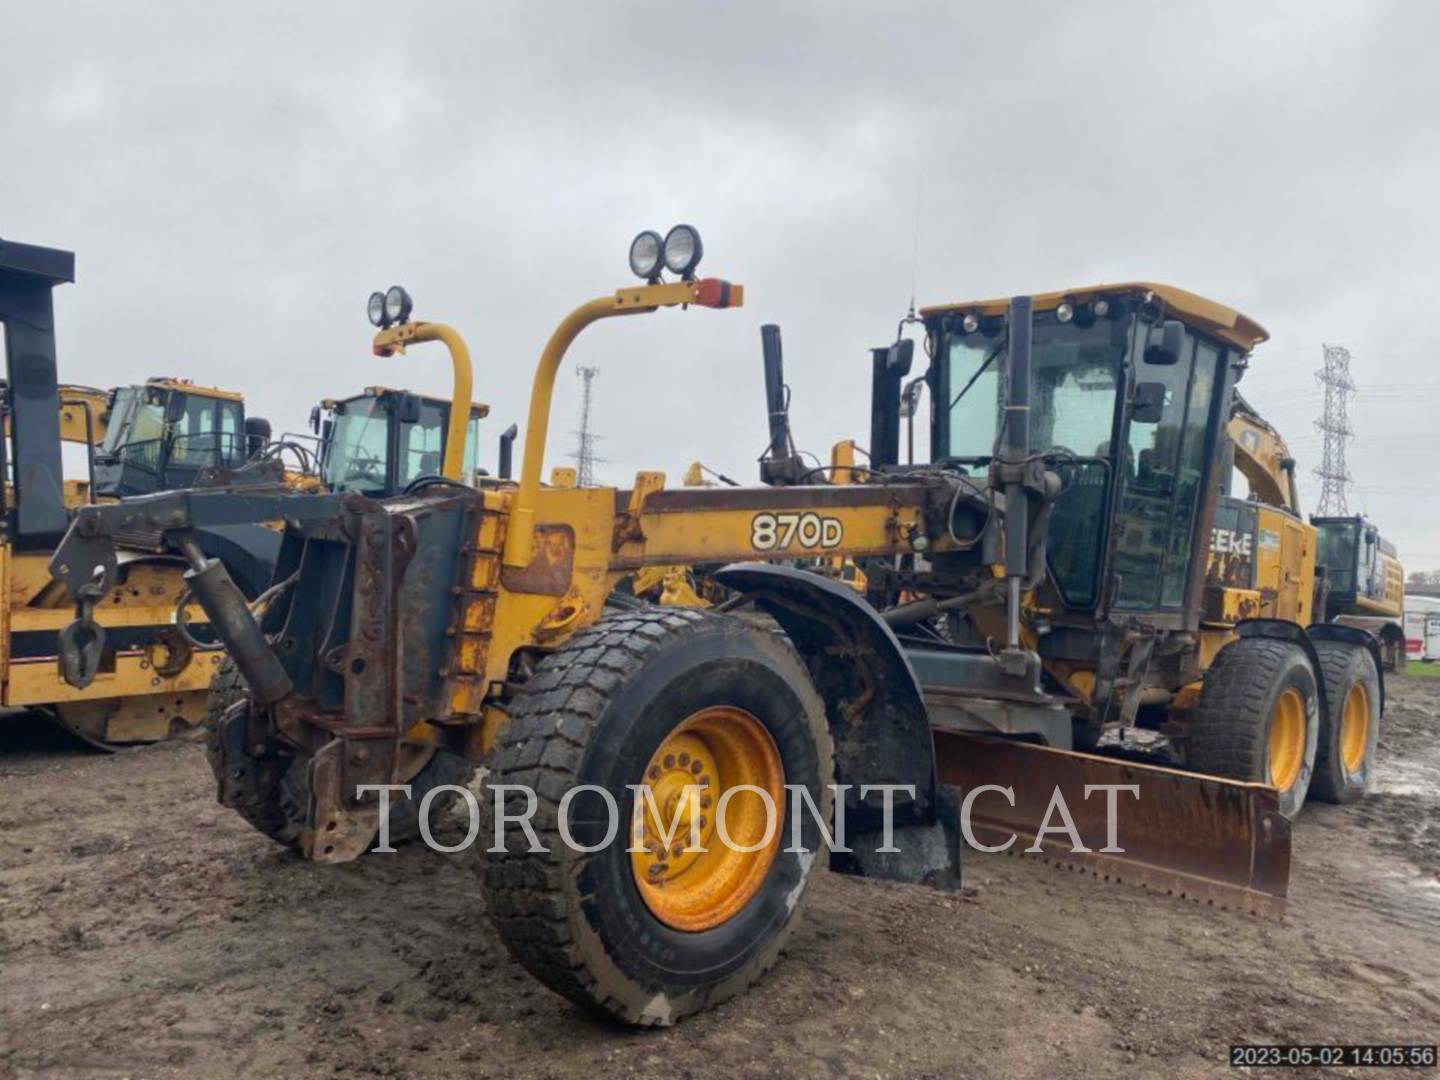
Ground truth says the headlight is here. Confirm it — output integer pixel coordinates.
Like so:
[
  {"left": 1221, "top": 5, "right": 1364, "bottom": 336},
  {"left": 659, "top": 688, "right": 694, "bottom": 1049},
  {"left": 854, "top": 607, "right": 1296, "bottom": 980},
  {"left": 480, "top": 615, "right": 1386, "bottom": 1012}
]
[
  {"left": 1056, "top": 301, "right": 1074, "bottom": 323},
  {"left": 367, "top": 291, "right": 387, "bottom": 327},
  {"left": 662, "top": 224, "right": 704, "bottom": 277},
  {"left": 629, "top": 230, "right": 664, "bottom": 280},
  {"left": 961, "top": 312, "right": 980, "bottom": 333},
  {"left": 384, "top": 285, "right": 413, "bottom": 325}
]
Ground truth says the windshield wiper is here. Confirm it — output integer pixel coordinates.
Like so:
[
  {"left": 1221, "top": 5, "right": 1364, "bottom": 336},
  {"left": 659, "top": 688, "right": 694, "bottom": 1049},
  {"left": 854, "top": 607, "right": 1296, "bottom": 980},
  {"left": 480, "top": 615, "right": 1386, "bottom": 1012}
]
[{"left": 947, "top": 338, "right": 1007, "bottom": 413}]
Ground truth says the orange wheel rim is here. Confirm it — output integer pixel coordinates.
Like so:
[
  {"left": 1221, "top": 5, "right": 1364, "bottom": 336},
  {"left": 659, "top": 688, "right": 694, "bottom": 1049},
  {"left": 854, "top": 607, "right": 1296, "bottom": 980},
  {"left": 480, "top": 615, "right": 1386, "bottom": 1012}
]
[
  {"left": 630, "top": 706, "right": 784, "bottom": 932},
  {"left": 1340, "top": 682, "right": 1370, "bottom": 774},
  {"left": 1267, "top": 687, "right": 1305, "bottom": 792}
]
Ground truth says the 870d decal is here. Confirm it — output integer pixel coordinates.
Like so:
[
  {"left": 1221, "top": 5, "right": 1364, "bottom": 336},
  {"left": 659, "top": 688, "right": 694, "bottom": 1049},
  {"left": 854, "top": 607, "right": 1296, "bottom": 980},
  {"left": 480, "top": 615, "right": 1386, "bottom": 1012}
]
[{"left": 750, "top": 512, "right": 844, "bottom": 551}]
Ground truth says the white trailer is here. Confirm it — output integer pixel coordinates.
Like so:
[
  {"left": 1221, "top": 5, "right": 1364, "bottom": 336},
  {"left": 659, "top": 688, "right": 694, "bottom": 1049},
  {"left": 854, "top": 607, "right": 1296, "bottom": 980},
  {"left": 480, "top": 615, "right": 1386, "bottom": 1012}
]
[{"left": 1403, "top": 594, "right": 1440, "bottom": 662}]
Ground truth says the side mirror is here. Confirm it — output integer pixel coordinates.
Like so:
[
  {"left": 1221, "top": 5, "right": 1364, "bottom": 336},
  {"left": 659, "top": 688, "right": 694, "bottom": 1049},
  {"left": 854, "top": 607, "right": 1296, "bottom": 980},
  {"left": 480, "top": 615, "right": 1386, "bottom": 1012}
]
[
  {"left": 1144, "top": 320, "right": 1186, "bottom": 366},
  {"left": 309, "top": 405, "right": 321, "bottom": 434},
  {"left": 244, "top": 416, "right": 272, "bottom": 458},
  {"left": 887, "top": 338, "right": 915, "bottom": 376},
  {"left": 395, "top": 392, "right": 422, "bottom": 425},
  {"left": 1132, "top": 381, "right": 1167, "bottom": 423}
]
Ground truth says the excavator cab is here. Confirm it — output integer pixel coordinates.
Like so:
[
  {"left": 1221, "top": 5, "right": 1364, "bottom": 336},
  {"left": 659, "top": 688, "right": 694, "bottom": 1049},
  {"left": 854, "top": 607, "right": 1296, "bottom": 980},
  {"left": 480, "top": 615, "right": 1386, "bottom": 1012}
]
[
  {"left": 92, "top": 379, "right": 270, "bottom": 497},
  {"left": 310, "top": 387, "right": 487, "bottom": 496}
]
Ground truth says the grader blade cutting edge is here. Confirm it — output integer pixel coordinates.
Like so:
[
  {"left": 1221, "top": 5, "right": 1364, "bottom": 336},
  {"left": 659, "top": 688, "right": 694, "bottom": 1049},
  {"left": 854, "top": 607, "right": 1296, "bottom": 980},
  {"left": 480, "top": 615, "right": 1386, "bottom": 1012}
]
[{"left": 933, "top": 731, "right": 1292, "bottom": 917}]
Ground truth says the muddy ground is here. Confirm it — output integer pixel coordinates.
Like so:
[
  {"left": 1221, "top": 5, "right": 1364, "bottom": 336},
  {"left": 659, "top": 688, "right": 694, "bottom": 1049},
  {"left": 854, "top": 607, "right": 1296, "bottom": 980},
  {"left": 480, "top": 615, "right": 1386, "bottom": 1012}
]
[{"left": 1, "top": 678, "right": 1437, "bottom": 1080}]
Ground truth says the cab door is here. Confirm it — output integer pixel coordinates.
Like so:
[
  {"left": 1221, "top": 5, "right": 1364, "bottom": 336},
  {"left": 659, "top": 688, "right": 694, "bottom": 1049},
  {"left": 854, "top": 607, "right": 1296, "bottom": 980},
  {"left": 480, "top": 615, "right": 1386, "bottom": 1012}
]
[{"left": 1110, "top": 327, "right": 1222, "bottom": 613}]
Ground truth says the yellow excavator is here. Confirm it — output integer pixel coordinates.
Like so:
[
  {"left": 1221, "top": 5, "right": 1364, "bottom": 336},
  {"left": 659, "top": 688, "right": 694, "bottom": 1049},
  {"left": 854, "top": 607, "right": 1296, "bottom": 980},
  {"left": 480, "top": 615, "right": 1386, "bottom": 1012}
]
[
  {"left": 48, "top": 233, "right": 1386, "bottom": 1026},
  {"left": 1224, "top": 396, "right": 1405, "bottom": 670}
]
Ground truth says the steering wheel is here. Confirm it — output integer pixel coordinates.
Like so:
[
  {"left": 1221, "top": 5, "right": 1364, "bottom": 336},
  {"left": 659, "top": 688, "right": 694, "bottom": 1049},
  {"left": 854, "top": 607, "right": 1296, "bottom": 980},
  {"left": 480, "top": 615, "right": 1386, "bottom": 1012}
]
[{"left": 343, "top": 449, "right": 385, "bottom": 484}]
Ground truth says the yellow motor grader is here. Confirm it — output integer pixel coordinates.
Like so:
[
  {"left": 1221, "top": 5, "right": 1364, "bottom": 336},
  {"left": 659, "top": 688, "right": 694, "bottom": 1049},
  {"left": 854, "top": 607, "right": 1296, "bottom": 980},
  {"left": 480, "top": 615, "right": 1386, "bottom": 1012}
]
[{"left": 48, "top": 229, "right": 1383, "bottom": 1026}]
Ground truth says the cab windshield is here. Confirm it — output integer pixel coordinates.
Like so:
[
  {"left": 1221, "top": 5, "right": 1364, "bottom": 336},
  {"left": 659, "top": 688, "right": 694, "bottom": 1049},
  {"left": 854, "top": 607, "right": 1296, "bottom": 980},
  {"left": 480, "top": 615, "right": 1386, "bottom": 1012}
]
[
  {"left": 937, "top": 312, "right": 1128, "bottom": 462},
  {"left": 324, "top": 396, "right": 390, "bottom": 494},
  {"left": 324, "top": 395, "right": 482, "bottom": 495},
  {"left": 100, "top": 386, "right": 165, "bottom": 454}
]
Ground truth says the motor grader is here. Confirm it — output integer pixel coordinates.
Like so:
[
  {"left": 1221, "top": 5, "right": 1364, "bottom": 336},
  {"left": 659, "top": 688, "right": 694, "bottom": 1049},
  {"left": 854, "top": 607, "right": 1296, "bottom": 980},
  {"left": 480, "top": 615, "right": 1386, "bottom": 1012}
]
[{"left": 48, "top": 229, "right": 1383, "bottom": 1026}]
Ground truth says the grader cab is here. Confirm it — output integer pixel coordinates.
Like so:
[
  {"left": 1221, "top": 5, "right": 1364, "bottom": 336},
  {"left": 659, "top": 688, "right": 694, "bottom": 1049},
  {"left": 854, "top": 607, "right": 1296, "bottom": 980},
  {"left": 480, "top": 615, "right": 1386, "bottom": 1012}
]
[
  {"left": 90, "top": 379, "right": 272, "bottom": 498},
  {"left": 48, "top": 230, "right": 1384, "bottom": 1025}
]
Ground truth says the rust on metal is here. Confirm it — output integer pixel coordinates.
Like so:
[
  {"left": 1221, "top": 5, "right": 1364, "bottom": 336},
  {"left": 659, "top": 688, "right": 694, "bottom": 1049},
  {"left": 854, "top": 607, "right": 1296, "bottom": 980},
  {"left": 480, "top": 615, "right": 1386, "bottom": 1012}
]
[
  {"left": 933, "top": 730, "right": 1291, "bottom": 917},
  {"left": 499, "top": 524, "right": 575, "bottom": 596}
]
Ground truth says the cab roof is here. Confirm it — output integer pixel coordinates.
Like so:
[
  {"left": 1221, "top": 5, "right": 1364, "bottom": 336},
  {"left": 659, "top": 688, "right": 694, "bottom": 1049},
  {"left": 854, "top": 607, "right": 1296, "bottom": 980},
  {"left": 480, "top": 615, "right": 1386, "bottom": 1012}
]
[
  {"left": 322, "top": 386, "right": 489, "bottom": 418},
  {"left": 144, "top": 377, "right": 244, "bottom": 403},
  {"left": 921, "top": 282, "right": 1269, "bottom": 353}
]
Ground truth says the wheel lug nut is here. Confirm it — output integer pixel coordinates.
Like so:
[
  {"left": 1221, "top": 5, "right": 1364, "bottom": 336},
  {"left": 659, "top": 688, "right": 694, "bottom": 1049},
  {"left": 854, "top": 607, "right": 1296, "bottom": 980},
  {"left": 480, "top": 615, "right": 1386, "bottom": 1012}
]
[
  {"left": 700, "top": 795, "right": 712, "bottom": 809},
  {"left": 671, "top": 843, "right": 683, "bottom": 858},
  {"left": 664, "top": 754, "right": 676, "bottom": 769},
  {"left": 678, "top": 752, "right": 690, "bottom": 766},
  {"left": 690, "top": 760, "right": 703, "bottom": 774},
  {"left": 648, "top": 765, "right": 660, "bottom": 780}
]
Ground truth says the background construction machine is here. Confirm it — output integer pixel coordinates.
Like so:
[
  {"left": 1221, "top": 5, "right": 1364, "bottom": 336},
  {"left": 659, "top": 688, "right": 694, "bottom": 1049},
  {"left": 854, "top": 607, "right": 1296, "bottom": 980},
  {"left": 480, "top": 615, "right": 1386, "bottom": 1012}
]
[
  {"left": 0, "top": 238, "right": 284, "bottom": 745},
  {"left": 46, "top": 232, "right": 1383, "bottom": 1026},
  {"left": 88, "top": 377, "right": 273, "bottom": 498},
  {"left": 1222, "top": 397, "right": 1405, "bottom": 672},
  {"left": 1313, "top": 514, "right": 1405, "bottom": 669},
  {"left": 303, "top": 385, "right": 488, "bottom": 495}
]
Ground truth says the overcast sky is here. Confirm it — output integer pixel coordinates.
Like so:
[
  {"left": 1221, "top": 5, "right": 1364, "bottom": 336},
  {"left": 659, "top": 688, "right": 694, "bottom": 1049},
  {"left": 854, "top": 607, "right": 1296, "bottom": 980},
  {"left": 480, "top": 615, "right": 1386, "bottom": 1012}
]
[{"left": 5, "top": 2, "right": 1440, "bottom": 565}]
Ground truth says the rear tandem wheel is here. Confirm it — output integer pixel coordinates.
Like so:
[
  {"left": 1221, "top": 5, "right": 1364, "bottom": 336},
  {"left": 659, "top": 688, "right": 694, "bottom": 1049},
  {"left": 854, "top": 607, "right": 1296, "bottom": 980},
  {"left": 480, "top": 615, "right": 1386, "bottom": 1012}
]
[{"left": 1188, "top": 637, "right": 1319, "bottom": 819}]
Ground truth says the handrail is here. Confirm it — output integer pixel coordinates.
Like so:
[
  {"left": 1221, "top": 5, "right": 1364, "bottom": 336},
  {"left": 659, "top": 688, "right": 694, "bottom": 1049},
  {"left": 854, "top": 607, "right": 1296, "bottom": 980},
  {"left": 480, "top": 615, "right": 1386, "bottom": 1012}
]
[
  {"left": 501, "top": 278, "right": 742, "bottom": 568},
  {"left": 370, "top": 321, "right": 473, "bottom": 482}
]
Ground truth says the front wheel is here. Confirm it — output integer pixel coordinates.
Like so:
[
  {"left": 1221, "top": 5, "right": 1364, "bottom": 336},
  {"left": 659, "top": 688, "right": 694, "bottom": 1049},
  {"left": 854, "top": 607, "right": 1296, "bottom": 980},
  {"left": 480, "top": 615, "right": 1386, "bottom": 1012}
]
[{"left": 481, "top": 607, "right": 833, "bottom": 1026}]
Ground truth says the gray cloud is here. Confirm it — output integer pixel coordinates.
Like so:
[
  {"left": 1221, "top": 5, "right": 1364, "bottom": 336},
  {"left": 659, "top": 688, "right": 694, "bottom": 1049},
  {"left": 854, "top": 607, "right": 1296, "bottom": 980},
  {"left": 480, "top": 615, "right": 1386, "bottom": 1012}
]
[{"left": 4, "top": 1, "right": 1438, "bottom": 561}]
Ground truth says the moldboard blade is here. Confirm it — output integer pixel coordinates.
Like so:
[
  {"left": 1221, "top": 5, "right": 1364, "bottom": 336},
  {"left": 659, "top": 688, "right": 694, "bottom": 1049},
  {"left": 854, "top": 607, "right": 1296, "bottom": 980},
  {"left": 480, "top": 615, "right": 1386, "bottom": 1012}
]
[{"left": 933, "top": 731, "right": 1291, "bottom": 917}]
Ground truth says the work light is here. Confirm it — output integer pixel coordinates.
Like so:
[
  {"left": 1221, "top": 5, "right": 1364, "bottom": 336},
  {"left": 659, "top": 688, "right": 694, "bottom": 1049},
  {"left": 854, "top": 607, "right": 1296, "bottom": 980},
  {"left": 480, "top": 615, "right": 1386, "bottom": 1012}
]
[
  {"left": 961, "top": 313, "right": 980, "bottom": 334},
  {"left": 384, "top": 285, "right": 413, "bottom": 326},
  {"left": 367, "top": 291, "right": 387, "bottom": 327},
  {"left": 629, "top": 230, "right": 664, "bottom": 281},
  {"left": 1093, "top": 298, "right": 1111, "bottom": 318},
  {"left": 662, "top": 224, "right": 703, "bottom": 278},
  {"left": 1056, "top": 301, "right": 1074, "bottom": 323}
]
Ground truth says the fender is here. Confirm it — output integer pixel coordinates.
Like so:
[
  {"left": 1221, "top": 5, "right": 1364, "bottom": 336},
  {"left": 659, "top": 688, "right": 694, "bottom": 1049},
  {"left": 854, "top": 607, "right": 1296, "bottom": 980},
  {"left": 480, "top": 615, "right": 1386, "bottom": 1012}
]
[
  {"left": 713, "top": 563, "right": 940, "bottom": 845},
  {"left": 1307, "top": 621, "right": 1387, "bottom": 713},
  {"left": 1236, "top": 618, "right": 1386, "bottom": 719}
]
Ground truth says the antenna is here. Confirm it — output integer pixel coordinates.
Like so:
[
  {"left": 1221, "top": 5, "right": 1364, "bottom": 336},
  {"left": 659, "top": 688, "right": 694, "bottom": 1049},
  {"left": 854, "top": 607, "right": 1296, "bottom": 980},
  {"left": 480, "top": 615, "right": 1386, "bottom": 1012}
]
[
  {"left": 908, "top": 174, "right": 922, "bottom": 321},
  {"left": 570, "top": 364, "right": 605, "bottom": 486},
  {"left": 1313, "top": 343, "right": 1355, "bottom": 515}
]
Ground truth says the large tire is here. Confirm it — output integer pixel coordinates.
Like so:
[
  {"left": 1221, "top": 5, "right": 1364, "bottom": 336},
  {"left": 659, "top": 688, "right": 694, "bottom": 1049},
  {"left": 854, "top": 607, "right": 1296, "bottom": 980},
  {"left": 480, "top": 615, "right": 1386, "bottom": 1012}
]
[
  {"left": 481, "top": 607, "right": 833, "bottom": 1027},
  {"left": 1310, "top": 641, "right": 1381, "bottom": 804},
  {"left": 202, "top": 658, "right": 472, "bottom": 850},
  {"left": 1189, "top": 637, "right": 1319, "bottom": 819}
]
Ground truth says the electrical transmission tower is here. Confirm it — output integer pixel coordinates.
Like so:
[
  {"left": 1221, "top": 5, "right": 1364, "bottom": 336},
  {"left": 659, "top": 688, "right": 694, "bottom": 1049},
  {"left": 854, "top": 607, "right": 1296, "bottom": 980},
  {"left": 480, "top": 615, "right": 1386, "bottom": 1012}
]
[
  {"left": 570, "top": 364, "right": 604, "bottom": 487},
  {"left": 1313, "top": 343, "right": 1355, "bottom": 515}
]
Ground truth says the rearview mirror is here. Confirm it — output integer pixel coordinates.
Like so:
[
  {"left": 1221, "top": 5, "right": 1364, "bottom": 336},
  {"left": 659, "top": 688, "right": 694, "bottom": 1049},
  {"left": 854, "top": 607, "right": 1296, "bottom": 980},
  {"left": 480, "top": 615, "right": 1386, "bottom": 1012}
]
[
  {"left": 1132, "top": 381, "right": 1167, "bottom": 423},
  {"left": 887, "top": 338, "right": 915, "bottom": 376},
  {"left": 308, "top": 405, "right": 321, "bottom": 433},
  {"left": 1144, "top": 320, "right": 1186, "bottom": 366}
]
